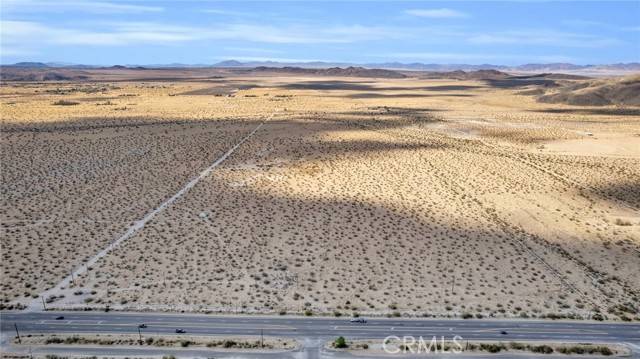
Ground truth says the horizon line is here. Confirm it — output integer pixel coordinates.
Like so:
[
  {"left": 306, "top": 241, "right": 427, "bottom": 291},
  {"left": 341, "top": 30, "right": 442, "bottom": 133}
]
[{"left": 3, "top": 59, "right": 640, "bottom": 68}]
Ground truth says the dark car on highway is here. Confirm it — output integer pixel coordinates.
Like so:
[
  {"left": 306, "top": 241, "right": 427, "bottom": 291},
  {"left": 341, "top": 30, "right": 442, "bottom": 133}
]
[
  {"left": 55, "top": 316, "right": 64, "bottom": 320},
  {"left": 175, "top": 329, "right": 186, "bottom": 334}
]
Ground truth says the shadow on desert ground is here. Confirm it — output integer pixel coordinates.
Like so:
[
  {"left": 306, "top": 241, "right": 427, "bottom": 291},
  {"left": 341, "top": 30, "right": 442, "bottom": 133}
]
[{"left": 529, "top": 108, "right": 640, "bottom": 116}]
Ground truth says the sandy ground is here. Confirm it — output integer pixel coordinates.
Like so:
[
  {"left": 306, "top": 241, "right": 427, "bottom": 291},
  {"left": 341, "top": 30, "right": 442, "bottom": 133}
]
[
  {"left": 13, "top": 333, "right": 297, "bottom": 350},
  {"left": 540, "top": 135, "right": 640, "bottom": 158},
  {"left": 331, "top": 338, "right": 630, "bottom": 357},
  {"left": 1, "top": 73, "right": 639, "bottom": 319}
]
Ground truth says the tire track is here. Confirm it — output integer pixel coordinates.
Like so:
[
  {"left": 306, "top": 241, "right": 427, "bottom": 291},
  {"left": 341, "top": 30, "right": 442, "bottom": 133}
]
[{"left": 25, "top": 116, "right": 272, "bottom": 311}]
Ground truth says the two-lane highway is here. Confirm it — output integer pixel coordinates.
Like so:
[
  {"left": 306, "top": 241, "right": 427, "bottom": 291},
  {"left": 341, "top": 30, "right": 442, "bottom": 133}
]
[{"left": 2, "top": 311, "right": 639, "bottom": 358}]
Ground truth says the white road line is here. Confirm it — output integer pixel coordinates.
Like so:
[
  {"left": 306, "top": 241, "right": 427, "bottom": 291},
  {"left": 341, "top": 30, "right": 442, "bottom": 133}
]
[{"left": 27, "top": 119, "right": 269, "bottom": 311}]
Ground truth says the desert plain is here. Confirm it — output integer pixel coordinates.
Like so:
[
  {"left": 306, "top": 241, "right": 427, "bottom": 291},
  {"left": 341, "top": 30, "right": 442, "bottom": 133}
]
[{"left": 1, "top": 67, "right": 639, "bottom": 320}]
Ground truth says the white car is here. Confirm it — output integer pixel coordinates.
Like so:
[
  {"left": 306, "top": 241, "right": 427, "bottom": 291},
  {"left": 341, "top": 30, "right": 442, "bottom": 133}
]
[{"left": 349, "top": 317, "right": 367, "bottom": 323}]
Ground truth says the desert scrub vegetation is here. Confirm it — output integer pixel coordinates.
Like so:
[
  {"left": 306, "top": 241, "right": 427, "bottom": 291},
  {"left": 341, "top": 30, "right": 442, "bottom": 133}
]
[
  {"left": 0, "top": 110, "right": 260, "bottom": 302},
  {"left": 0, "top": 303, "right": 26, "bottom": 310},
  {"left": 24, "top": 334, "right": 294, "bottom": 350},
  {"left": 470, "top": 342, "right": 617, "bottom": 356},
  {"left": 615, "top": 218, "right": 632, "bottom": 226},
  {"left": 2, "top": 76, "right": 639, "bottom": 317},
  {"left": 206, "top": 338, "right": 293, "bottom": 349},
  {"left": 557, "top": 345, "right": 613, "bottom": 356},
  {"left": 607, "top": 302, "right": 639, "bottom": 321},
  {"left": 346, "top": 337, "right": 623, "bottom": 355},
  {"left": 52, "top": 100, "right": 79, "bottom": 106},
  {"left": 333, "top": 336, "right": 348, "bottom": 349}
]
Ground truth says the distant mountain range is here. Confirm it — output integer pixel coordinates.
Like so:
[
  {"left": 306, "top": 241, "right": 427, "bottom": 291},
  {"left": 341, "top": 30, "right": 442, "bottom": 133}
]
[
  {"left": 4, "top": 60, "right": 640, "bottom": 73},
  {"left": 212, "top": 61, "right": 640, "bottom": 72}
]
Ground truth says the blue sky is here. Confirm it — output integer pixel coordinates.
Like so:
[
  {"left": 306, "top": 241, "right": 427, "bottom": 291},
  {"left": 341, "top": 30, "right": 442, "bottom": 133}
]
[{"left": 1, "top": 1, "right": 639, "bottom": 65}]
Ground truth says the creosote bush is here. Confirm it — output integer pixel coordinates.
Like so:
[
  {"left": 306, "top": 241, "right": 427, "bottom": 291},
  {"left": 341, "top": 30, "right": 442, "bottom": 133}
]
[
  {"left": 334, "top": 336, "right": 348, "bottom": 349},
  {"left": 52, "top": 100, "right": 80, "bottom": 106}
]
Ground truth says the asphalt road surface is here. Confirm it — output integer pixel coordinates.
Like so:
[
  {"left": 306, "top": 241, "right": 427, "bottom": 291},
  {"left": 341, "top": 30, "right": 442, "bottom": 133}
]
[{"left": 2, "top": 311, "right": 639, "bottom": 358}]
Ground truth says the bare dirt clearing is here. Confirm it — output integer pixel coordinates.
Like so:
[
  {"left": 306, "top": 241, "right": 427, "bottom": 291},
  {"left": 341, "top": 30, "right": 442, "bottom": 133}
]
[{"left": 1, "top": 70, "right": 638, "bottom": 320}]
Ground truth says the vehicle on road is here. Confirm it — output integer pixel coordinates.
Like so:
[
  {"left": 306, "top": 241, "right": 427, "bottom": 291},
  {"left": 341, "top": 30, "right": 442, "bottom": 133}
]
[
  {"left": 500, "top": 330, "right": 508, "bottom": 335},
  {"left": 175, "top": 329, "right": 186, "bottom": 333},
  {"left": 55, "top": 316, "right": 64, "bottom": 320},
  {"left": 138, "top": 324, "right": 147, "bottom": 328},
  {"left": 349, "top": 317, "right": 367, "bottom": 323}
]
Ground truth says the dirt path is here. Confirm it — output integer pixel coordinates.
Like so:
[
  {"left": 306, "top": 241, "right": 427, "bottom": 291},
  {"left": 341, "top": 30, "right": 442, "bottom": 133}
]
[{"left": 26, "top": 117, "right": 271, "bottom": 311}]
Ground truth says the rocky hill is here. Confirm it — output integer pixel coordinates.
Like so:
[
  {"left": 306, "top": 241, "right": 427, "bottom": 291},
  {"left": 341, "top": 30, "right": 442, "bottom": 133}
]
[{"left": 537, "top": 75, "right": 640, "bottom": 106}]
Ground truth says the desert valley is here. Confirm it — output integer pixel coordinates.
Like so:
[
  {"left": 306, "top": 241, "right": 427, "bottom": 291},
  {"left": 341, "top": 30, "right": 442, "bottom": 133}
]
[{"left": 1, "top": 66, "right": 639, "bottom": 322}]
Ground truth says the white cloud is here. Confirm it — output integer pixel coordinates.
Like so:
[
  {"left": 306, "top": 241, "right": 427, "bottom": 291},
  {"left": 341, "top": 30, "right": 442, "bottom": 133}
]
[
  {"left": 0, "top": 17, "right": 624, "bottom": 64},
  {"left": 0, "top": 20, "right": 413, "bottom": 49},
  {"left": 217, "top": 56, "right": 326, "bottom": 63},
  {"left": 468, "top": 30, "right": 622, "bottom": 48},
  {"left": 0, "top": 47, "right": 37, "bottom": 57},
  {"left": 1, "top": 19, "right": 622, "bottom": 52},
  {"left": 1, "top": 0, "right": 163, "bottom": 13},
  {"left": 1, "top": 21, "right": 195, "bottom": 46},
  {"left": 406, "top": 8, "right": 469, "bottom": 19},
  {"left": 373, "top": 52, "right": 574, "bottom": 63},
  {"left": 381, "top": 52, "right": 502, "bottom": 61},
  {"left": 202, "top": 9, "right": 253, "bottom": 17},
  {"left": 214, "top": 24, "right": 407, "bottom": 44},
  {"left": 222, "top": 47, "right": 283, "bottom": 54}
]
